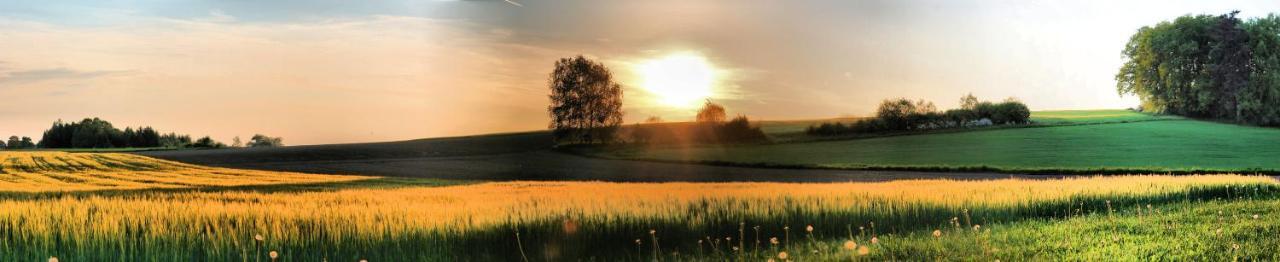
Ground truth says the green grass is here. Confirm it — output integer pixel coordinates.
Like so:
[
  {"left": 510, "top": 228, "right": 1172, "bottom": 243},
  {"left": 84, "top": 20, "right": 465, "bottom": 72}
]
[
  {"left": 1029, "top": 109, "right": 1181, "bottom": 125},
  {"left": 598, "top": 111, "right": 1280, "bottom": 174},
  {"left": 816, "top": 197, "right": 1280, "bottom": 261}
]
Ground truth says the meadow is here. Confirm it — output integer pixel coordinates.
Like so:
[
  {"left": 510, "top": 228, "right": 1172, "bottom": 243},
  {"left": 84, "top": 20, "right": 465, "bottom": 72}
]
[
  {"left": 2, "top": 152, "right": 1278, "bottom": 260},
  {"left": 597, "top": 110, "right": 1280, "bottom": 174}
]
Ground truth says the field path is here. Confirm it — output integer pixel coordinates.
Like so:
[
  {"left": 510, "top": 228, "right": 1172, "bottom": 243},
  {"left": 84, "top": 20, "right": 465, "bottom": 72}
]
[{"left": 138, "top": 132, "right": 1044, "bottom": 182}]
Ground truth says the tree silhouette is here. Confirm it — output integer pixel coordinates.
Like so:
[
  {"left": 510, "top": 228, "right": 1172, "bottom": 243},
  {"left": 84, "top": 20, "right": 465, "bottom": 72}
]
[
  {"left": 547, "top": 55, "right": 624, "bottom": 144},
  {"left": 695, "top": 100, "right": 726, "bottom": 124}
]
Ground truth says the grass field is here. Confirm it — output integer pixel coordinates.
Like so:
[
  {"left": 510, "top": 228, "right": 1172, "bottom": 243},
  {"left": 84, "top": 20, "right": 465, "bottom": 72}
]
[
  {"left": 597, "top": 110, "right": 1280, "bottom": 174},
  {"left": 3, "top": 151, "right": 1280, "bottom": 260}
]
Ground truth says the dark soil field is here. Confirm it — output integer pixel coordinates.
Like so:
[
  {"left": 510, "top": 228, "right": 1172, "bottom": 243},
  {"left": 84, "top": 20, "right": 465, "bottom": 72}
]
[{"left": 138, "top": 132, "right": 1036, "bottom": 182}]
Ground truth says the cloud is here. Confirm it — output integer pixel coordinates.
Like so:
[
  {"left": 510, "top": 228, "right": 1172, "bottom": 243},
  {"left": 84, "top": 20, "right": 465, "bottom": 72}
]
[{"left": 0, "top": 68, "right": 129, "bottom": 85}]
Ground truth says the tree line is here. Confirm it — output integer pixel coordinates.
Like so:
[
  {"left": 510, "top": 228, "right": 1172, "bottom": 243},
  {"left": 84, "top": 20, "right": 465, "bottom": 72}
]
[
  {"left": 1117, "top": 11, "right": 1280, "bottom": 125},
  {"left": 807, "top": 94, "right": 1030, "bottom": 136},
  {"left": 27, "top": 117, "right": 283, "bottom": 149}
]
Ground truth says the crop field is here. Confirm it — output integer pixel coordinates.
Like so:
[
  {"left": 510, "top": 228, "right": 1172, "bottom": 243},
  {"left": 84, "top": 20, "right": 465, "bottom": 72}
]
[
  {"left": 0, "top": 152, "right": 369, "bottom": 192},
  {"left": 598, "top": 111, "right": 1280, "bottom": 174},
  {"left": 0, "top": 151, "right": 1277, "bottom": 260}
]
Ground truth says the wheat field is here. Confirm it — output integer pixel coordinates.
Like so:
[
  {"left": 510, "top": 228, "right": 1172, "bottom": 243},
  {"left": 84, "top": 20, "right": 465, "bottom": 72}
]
[{"left": 0, "top": 151, "right": 1276, "bottom": 260}]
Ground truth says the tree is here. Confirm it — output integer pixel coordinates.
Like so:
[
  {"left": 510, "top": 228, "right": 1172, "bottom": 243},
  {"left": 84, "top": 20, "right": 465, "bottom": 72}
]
[
  {"left": 191, "top": 136, "right": 225, "bottom": 148},
  {"left": 231, "top": 136, "right": 243, "bottom": 148},
  {"left": 959, "top": 93, "right": 980, "bottom": 110},
  {"left": 248, "top": 134, "right": 283, "bottom": 147},
  {"left": 547, "top": 55, "right": 624, "bottom": 144},
  {"left": 1239, "top": 15, "right": 1280, "bottom": 125},
  {"left": 19, "top": 137, "right": 34, "bottom": 149},
  {"left": 695, "top": 100, "right": 727, "bottom": 124},
  {"left": 1208, "top": 10, "right": 1251, "bottom": 120},
  {"left": 5, "top": 136, "right": 18, "bottom": 149}
]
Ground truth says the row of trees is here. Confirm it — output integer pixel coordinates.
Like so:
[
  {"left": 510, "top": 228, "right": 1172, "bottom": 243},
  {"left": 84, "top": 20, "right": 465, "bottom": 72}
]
[
  {"left": 39, "top": 118, "right": 167, "bottom": 148},
  {"left": 807, "top": 94, "right": 1030, "bottom": 136},
  {"left": 2, "top": 136, "right": 36, "bottom": 149},
  {"left": 34, "top": 117, "right": 282, "bottom": 149},
  {"left": 1117, "top": 11, "right": 1280, "bottom": 125}
]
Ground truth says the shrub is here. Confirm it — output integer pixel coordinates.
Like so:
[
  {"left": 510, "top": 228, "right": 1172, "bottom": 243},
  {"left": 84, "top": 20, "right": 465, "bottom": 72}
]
[{"left": 715, "top": 116, "right": 768, "bottom": 143}]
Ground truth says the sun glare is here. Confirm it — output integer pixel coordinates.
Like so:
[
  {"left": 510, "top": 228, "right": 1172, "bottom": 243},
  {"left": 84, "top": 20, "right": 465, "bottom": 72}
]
[{"left": 637, "top": 52, "right": 718, "bottom": 108}]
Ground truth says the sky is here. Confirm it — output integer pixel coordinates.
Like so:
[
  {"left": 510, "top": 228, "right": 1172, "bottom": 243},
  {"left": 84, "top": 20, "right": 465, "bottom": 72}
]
[{"left": 1, "top": 0, "right": 1278, "bottom": 145}]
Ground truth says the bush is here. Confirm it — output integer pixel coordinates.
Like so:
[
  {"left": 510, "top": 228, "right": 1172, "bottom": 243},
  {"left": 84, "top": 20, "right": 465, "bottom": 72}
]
[{"left": 715, "top": 116, "right": 768, "bottom": 143}]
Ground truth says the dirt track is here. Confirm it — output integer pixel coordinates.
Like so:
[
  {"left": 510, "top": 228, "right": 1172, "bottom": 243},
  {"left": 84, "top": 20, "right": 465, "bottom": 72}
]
[{"left": 139, "top": 132, "right": 1048, "bottom": 182}]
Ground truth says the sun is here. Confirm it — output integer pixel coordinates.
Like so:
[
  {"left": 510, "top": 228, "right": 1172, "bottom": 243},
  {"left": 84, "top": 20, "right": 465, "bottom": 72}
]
[{"left": 636, "top": 52, "right": 718, "bottom": 108}]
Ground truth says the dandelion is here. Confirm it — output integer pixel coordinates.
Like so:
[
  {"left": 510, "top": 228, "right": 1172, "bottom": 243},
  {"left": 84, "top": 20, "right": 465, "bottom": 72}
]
[
  {"left": 360, "top": 260, "right": 368, "bottom": 262},
  {"left": 649, "top": 229, "right": 656, "bottom": 235},
  {"left": 871, "top": 237, "right": 879, "bottom": 244},
  {"left": 1233, "top": 243, "right": 1240, "bottom": 250},
  {"left": 932, "top": 229, "right": 942, "bottom": 238},
  {"left": 857, "top": 246, "right": 870, "bottom": 255},
  {"left": 806, "top": 225, "right": 814, "bottom": 233},
  {"left": 843, "top": 240, "right": 857, "bottom": 250},
  {"left": 48, "top": 257, "right": 58, "bottom": 262},
  {"left": 973, "top": 224, "right": 981, "bottom": 231},
  {"left": 269, "top": 251, "right": 278, "bottom": 261},
  {"left": 1253, "top": 214, "right": 1260, "bottom": 219},
  {"left": 770, "top": 237, "right": 779, "bottom": 245},
  {"left": 255, "top": 234, "right": 264, "bottom": 241},
  {"left": 778, "top": 251, "right": 789, "bottom": 259},
  {"left": 768, "top": 259, "right": 776, "bottom": 262}
]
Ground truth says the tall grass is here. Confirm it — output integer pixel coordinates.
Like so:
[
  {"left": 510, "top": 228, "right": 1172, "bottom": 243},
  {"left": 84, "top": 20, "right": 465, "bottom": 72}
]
[{"left": 0, "top": 153, "right": 1272, "bottom": 260}]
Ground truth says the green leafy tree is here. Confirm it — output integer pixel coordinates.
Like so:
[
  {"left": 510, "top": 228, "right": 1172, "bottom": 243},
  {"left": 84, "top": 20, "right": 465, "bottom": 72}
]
[
  {"left": 248, "top": 134, "right": 284, "bottom": 147},
  {"left": 547, "top": 55, "right": 624, "bottom": 144}
]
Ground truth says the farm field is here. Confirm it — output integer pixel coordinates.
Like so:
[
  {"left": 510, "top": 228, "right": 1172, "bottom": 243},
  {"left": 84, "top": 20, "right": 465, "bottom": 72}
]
[
  {"left": 139, "top": 132, "right": 1038, "bottom": 182},
  {"left": 2, "top": 150, "right": 1280, "bottom": 259},
  {"left": 1, "top": 151, "right": 1278, "bottom": 260},
  {"left": 596, "top": 111, "right": 1280, "bottom": 174}
]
